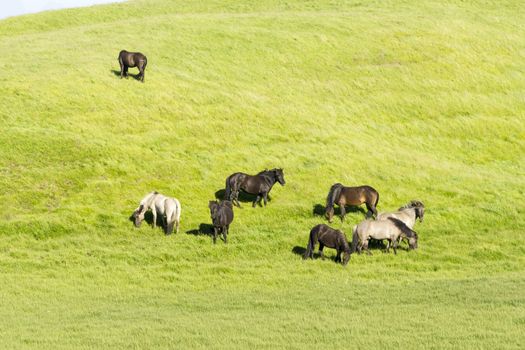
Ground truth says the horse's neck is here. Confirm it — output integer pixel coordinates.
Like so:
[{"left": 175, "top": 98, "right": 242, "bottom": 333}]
[
  {"left": 142, "top": 193, "right": 158, "bottom": 209},
  {"left": 262, "top": 174, "right": 276, "bottom": 186}
]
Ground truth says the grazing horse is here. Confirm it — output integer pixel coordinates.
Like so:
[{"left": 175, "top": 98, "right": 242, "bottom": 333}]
[
  {"left": 224, "top": 168, "right": 285, "bottom": 207},
  {"left": 133, "top": 191, "right": 181, "bottom": 234},
  {"left": 303, "top": 224, "right": 353, "bottom": 265},
  {"left": 209, "top": 200, "right": 234, "bottom": 244},
  {"left": 325, "top": 183, "right": 379, "bottom": 222},
  {"left": 352, "top": 217, "right": 418, "bottom": 255},
  {"left": 118, "top": 50, "right": 147, "bottom": 82},
  {"left": 377, "top": 200, "right": 425, "bottom": 245}
]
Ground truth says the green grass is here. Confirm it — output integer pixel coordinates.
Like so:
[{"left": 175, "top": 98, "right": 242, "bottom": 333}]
[{"left": 0, "top": 0, "right": 524, "bottom": 348}]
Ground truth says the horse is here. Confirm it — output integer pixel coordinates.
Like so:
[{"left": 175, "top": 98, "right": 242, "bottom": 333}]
[
  {"left": 351, "top": 217, "right": 418, "bottom": 255},
  {"left": 377, "top": 200, "right": 425, "bottom": 245},
  {"left": 118, "top": 50, "right": 147, "bottom": 82},
  {"left": 325, "top": 183, "right": 379, "bottom": 222},
  {"left": 209, "top": 200, "right": 234, "bottom": 244},
  {"left": 224, "top": 168, "right": 285, "bottom": 207},
  {"left": 303, "top": 224, "right": 353, "bottom": 265},
  {"left": 132, "top": 191, "right": 181, "bottom": 234}
]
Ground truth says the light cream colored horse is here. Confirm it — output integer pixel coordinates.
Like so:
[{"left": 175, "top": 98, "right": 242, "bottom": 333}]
[
  {"left": 133, "top": 191, "right": 181, "bottom": 234},
  {"left": 351, "top": 217, "right": 418, "bottom": 255},
  {"left": 377, "top": 200, "right": 424, "bottom": 244}
]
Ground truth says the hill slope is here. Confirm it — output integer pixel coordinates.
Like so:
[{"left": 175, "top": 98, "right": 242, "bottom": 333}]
[{"left": 0, "top": 0, "right": 524, "bottom": 348}]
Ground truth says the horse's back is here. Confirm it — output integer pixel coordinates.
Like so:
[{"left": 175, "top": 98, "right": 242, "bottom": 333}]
[{"left": 357, "top": 219, "right": 397, "bottom": 240}]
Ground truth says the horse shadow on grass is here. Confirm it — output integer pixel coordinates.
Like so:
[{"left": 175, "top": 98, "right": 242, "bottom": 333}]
[
  {"left": 128, "top": 211, "right": 163, "bottom": 227},
  {"left": 292, "top": 246, "right": 345, "bottom": 262},
  {"left": 111, "top": 69, "right": 142, "bottom": 81},
  {"left": 312, "top": 203, "right": 366, "bottom": 218},
  {"left": 186, "top": 223, "right": 214, "bottom": 236},
  {"left": 214, "top": 189, "right": 271, "bottom": 207}
]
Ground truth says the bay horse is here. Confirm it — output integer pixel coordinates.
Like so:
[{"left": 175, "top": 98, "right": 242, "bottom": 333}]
[
  {"left": 224, "top": 168, "right": 285, "bottom": 207},
  {"left": 133, "top": 191, "right": 181, "bottom": 234},
  {"left": 303, "top": 224, "right": 353, "bottom": 265},
  {"left": 118, "top": 50, "right": 147, "bottom": 82},
  {"left": 208, "top": 200, "right": 234, "bottom": 244},
  {"left": 325, "top": 183, "right": 379, "bottom": 222},
  {"left": 351, "top": 217, "right": 418, "bottom": 255}
]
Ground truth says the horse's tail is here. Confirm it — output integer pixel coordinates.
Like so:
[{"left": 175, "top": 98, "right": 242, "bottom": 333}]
[
  {"left": 351, "top": 225, "right": 359, "bottom": 253},
  {"left": 374, "top": 189, "right": 380, "bottom": 208},
  {"left": 303, "top": 226, "right": 318, "bottom": 260},
  {"left": 326, "top": 183, "right": 343, "bottom": 213}
]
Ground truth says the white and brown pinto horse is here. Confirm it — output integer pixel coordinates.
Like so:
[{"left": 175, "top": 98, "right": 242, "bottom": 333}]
[{"left": 133, "top": 191, "right": 181, "bottom": 234}]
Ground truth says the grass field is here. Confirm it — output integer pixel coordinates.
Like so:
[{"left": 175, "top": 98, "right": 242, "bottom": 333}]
[{"left": 1, "top": 0, "right": 524, "bottom": 348}]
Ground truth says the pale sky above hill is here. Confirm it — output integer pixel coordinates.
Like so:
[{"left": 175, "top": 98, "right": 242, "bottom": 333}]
[{"left": 0, "top": 0, "right": 126, "bottom": 20}]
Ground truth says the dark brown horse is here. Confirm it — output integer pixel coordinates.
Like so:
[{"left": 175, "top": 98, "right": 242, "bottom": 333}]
[
  {"left": 325, "top": 183, "right": 379, "bottom": 222},
  {"left": 118, "top": 50, "right": 147, "bottom": 82},
  {"left": 208, "top": 200, "right": 234, "bottom": 244},
  {"left": 224, "top": 168, "right": 285, "bottom": 207},
  {"left": 303, "top": 224, "right": 353, "bottom": 265}
]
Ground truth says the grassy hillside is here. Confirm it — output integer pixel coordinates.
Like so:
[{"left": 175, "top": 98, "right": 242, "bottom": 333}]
[{"left": 0, "top": 0, "right": 524, "bottom": 348}]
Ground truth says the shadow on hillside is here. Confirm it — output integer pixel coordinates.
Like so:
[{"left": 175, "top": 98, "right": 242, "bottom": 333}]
[
  {"left": 312, "top": 203, "right": 366, "bottom": 218},
  {"left": 214, "top": 189, "right": 226, "bottom": 200},
  {"left": 111, "top": 69, "right": 142, "bottom": 81},
  {"left": 214, "top": 189, "right": 271, "bottom": 207},
  {"left": 186, "top": 223, "right": 214, "bottom": 236},
  {"left": 292, "top": 245, "right": 344, "bottom": 262},
  {"left": 128, "top": 211, "right": 164, "bottom": 229}
]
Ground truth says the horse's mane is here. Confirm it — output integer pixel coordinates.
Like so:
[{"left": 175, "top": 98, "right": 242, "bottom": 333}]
[
  {"left": 388, "top": 217, "right": 416, "bottom": 237},
  {"left": 398, "top": 200, "right": 424, "bottom": 211}
]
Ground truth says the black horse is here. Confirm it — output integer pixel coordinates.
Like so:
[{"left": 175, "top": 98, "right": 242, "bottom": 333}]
[
  {"left": 224, "top": 168, "right": 285, "bottom": 207},
  {"left": 208, "top": 200, "right": 234, "bottom": 244},
  {"left": 118, "top": 50, "right": 147, "bottom": 82},
  {"left": 303, "top": 224, "right": 354, "bottom": 265},
  {"left": 325, "top": 183, "right": 380, "bottom": 222}
]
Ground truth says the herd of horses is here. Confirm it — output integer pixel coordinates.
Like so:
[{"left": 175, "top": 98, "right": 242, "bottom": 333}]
[
  {"left": 120, "top": 49, "right": 424, "bottom": 265},
  {"left": 131, "top": 167, "right": 424, "bottom": 266}
]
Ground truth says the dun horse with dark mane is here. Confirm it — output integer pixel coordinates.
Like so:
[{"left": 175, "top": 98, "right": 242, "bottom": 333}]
[{"left": 325, "top": 183, "right": 379, "bottom": 222}]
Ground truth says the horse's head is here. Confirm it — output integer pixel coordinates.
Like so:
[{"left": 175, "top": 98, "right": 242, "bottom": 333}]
[
  {"left": 208, "top": 200, "right": 219, "bottom": 218},
  {"left": 274, "top": 168, "right": 285, "bottom": 186},
  {"left": 325, "top": 207, "right": 334, "bottom": 223},
  {"left": 410, "top": 200, "right": 425, "bottom": 223},
  {"left": 133, "top": 205, "right": 145, "bottom": 227},
  {"left": 415, "top": 206, "right": 425, "bottom": 223},
  {"left": 408, "top": 232, "right": 418, "bottom": 250}
]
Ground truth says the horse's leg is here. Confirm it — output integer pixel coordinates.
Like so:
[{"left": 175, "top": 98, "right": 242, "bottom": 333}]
[
  {"left": 385, "top": 239, "right": 390, "bottom": 253},
  {"left": 335, "top": 250, "right": 341, "bottom": 263},
  {"left": 340, "top": 205, "right": 346, "bottom": 222},
  {"left": 366, "top": 202, "right": 378, "bottom": 218},
  {"left": 152, "top": 209, "right": 157, "bottom": 229},
  {"left": 364, "top": 240, "right": 372, "bottom": 255},
  {"left": 223, "top": 225, "right": 228, "bottom": 244},
  {"left": 124, "top": 65, "right": 129, "bottom": 78},
  {"left": 392, "top": 239, "right": 398, "bottom": 255},
  {"left": 119, "top": 58, "right": 125, "bottom": 78},
  {"left": 319, "top": 243, "right": 325, "bottom": 260},
  {"left": 253, "top": 195, "right": 260, "bottom": 208},
  {"left": 176, "top": 219, "right": 180, "bottom": 234},
  {"left": 213, "top": 227, "right": 218, "bottom": 244},
  {"left": 263, "top": 192, "right": 268, "bottom": 206}
]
